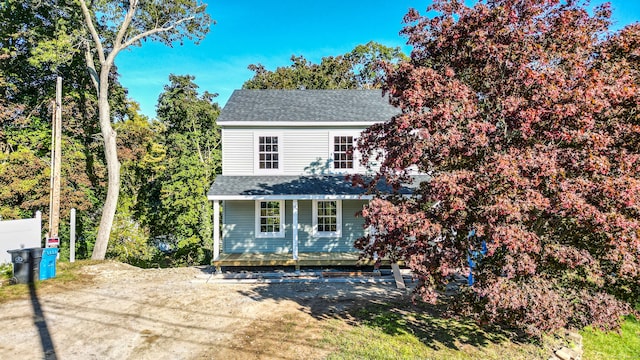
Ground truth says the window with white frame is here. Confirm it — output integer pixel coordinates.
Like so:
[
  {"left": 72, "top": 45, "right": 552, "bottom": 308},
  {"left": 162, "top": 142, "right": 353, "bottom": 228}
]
[
  {"left": 255, "top": 200, "right": 285, "bottom": 238},
  {"left": 312, "top": 200, "right": 342, "bottom": 237},
  {"left": 258, "top": 135, "right": 280, "bottom": 170},
  {"left": 333, "top": 135, "right": 354, "bottom": 169}
]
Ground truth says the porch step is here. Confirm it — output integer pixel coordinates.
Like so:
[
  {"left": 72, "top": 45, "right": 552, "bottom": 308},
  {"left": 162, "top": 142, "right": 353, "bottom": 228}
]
[
  {"left": 211, "top": 271, "right": 319, "bottom": 280},
  {"left": 192, "top": 269, "right": 413, "bottom": 285},
  {"left": 321, "top": 271, "right": 383, "bottom": 278},
  {"left": 205, "top": 277, "right": 398, "bottom": 284},
  {"left": 212, "top": 252, "right": 405, "bottom": 267}
]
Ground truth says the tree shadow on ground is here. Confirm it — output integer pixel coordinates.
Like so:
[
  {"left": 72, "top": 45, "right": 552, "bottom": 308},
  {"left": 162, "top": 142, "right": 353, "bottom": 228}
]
[
  {"left": 226, "top": 266, "right": 518, "bottom": 352},
  {"left": 344, "top": 299, "right": 517, "bottom": 351}
]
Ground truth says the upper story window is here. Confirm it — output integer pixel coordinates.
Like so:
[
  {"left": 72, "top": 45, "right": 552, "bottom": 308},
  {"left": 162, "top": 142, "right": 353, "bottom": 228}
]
[
  {"left": 331, "top": 134, "right": 357, "bottom": 171},
  {"left": 312, "top": 200, "right": 342, "bottom": 238},
  {"left": 333, "top": 136, "right": 353, "bottom": 169},
  {"left": 259, "top": 136, "right": 279, "bottom": 169},
  {"left": 254, "top": 133, "right": 283, "bottom": 174},
  {"left": 255, "top": 200, "right": 285, "bottom": 238}
]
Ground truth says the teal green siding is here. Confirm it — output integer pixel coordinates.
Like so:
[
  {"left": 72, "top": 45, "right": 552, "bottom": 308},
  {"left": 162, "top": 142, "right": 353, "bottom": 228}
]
[
  {"left": 221, "top": 199, "right": 367, "bottom": 254},
  {"left": 342, "top": 200, "right": 368, "bottom": 249},
  {"left": 222, "top": 200, "right": 291, "bottom": 254},
  {"left": 298, "top": 200, "right": 366, "bottom": 252}
]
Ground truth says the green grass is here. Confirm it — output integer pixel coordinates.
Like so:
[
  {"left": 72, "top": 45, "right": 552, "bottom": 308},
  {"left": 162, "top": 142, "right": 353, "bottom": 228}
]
[
  {"left": 0, "top": 260, "right": 99, "bottom": 303},
  {"left": 0, "top": 263, "right": 12, "bottom": 281},
  {"left": 322, "top": 301, "right": 552, "bottom": 360},
  {"left": 581, "top": 316, "right": 640, "bottom": 360},
  {"left": 322, "top": 300, "right": 640, "bottom": 360}
]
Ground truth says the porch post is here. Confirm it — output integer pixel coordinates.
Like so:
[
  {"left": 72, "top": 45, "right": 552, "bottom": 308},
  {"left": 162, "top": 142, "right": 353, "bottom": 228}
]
[
  {"left": 213, "top": 200, "right": 220, "bottom": 261},
  {"left": 292, "top": 199, "right": 299, "bottom": 260}
]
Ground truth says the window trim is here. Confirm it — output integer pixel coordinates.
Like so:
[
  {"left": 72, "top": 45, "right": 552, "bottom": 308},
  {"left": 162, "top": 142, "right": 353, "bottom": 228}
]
[
  {"left": 329, "top": 132, "right": 359, "bottom": 173},
  {"left": 312, "top": 200, "right": 342, "bottom": 238},
  {"left": 254, "top": 133, "right": 284, "bottom": 174},
  {"left": 255, "top": 200, "right": 286, "bottom": 238}
]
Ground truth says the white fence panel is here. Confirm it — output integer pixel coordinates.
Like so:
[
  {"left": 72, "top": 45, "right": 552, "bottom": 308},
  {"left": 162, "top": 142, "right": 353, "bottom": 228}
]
[{"left": 0, "top": 212, "right": 42, "bottom": 264}]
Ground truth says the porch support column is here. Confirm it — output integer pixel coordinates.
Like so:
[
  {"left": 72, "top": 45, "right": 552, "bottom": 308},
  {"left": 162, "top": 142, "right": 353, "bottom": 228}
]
[
  {"left": 292, "top": 199, "right": 299, "bottom": 260},
  {"left": 213, "top": 200, "right": 220, "bottom": 261}
]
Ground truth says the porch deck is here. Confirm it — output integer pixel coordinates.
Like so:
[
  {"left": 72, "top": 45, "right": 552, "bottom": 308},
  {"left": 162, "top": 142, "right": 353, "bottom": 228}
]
[{"left": 213, "top": 252, "right": 390, "bottom": 267}]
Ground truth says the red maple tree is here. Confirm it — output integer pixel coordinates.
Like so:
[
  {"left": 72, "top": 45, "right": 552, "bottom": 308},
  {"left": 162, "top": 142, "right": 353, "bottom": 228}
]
[{"left": 356, "top": 0, "right": 640, "bottom": 336}]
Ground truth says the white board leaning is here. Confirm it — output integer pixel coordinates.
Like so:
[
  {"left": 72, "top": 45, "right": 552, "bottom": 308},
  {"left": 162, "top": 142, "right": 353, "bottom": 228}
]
[{"left": 0, "top": 211, "right": 42, "bottom": 264}]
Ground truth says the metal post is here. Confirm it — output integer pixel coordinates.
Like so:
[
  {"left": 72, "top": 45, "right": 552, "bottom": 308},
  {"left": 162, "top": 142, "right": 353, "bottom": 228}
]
[
  {"left": 70, "top": 208, "right": 76, "bottom": 262},
  {"left": 35, "top": 211, "right": 42, "bottom": 247}
]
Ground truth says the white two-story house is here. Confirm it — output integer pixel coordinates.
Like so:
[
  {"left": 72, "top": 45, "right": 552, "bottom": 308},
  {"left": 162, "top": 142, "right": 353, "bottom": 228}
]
[{"left": 207, "top": 89, "right": 415, "bottom": 267}]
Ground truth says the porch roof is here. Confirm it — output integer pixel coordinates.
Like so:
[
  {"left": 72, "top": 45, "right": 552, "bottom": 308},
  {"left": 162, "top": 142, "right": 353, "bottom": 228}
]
[{"left": 207, "top": 175, "right": 428, "bottom": 200}]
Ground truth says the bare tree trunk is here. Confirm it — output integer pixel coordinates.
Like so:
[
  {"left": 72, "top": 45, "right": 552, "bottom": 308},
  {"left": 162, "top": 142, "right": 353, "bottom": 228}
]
[
  {"left": 77, "top": 0, "right": 207, "bottom": 260},
  {"left": 91, "top": 66, "right": 120, "bottom": 260}
]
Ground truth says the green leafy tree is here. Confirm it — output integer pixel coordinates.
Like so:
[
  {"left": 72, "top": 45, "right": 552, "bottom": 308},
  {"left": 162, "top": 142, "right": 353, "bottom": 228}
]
[
  {"left": 346, "top": 41, "right": 409, "bottom": 88},
  {"left": 76, "top": 0, "right": 212, "bottom": 260},
  {"left": 356, "top": 0, "right": 640, "bottom": 336},
  {"left": 107, "top": 100, "right": 158, "bottom": 265},
  {"left": 130, "top": 74, "right": 221, "bottom": 265},
  {"left": 1, "top": 1, "right": 104, "bottom": 259},
  {"left": 243, "top": 41, "right": 407, "bottom": 89},
  {"left": 243, "top": 55, "right": 355, "bottom": 89},
  {"left": 156, "top": 74, "right": 222, "bottom": 182}
]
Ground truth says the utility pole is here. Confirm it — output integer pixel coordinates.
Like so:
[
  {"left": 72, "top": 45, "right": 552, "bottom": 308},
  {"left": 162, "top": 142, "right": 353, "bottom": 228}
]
[{"left": 48, "top": 76, "right": 62, "bottom": 247}]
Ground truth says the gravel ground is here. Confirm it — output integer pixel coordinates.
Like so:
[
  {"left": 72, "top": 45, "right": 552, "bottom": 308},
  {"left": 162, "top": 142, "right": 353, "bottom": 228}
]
[{"left": 0, "top": 262, "right": 408, "bottom": 359}]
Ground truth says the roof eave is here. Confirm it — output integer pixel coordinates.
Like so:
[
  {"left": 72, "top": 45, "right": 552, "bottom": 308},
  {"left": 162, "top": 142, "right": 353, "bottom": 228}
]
[
  {"left": 217, "top": 120, "right": 382, "bottom": 127},
  {"left": 207, "top": 194, "right": 375, "bottom": 201}
]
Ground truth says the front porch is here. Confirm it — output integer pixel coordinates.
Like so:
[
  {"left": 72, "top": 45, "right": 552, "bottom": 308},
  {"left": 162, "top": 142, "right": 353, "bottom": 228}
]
[
  {"left": 212, "top": 252, "right": 394, "bottom": 267},
  {"left": 207, "top": 175, "right": 425, "bottom": 269}
]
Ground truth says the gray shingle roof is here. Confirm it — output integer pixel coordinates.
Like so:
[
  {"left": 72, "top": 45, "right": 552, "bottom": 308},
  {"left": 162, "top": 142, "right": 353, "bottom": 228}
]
[
  {"left": 207, "top": 175, "right": 429, "bottom": 198},
  {"left": 217, "top": 89, "right": 399, "bottom": 123}
]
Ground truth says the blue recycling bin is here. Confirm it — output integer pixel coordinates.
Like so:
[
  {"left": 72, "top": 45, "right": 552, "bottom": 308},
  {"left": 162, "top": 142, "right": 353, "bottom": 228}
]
[{"left": 40, "top": 248, "right": 59, "bottom": 281}]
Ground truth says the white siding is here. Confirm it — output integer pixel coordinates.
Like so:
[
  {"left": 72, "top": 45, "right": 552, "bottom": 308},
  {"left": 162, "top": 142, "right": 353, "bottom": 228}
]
[
  {"left": 221, "top": 128, "right": 254, "bottom": 175},
  {"left": 221, "top": 126, "right": 374, "bottom": 175},
  {"left": 283, "top": 129, "right": 330, "bottom": 174}
]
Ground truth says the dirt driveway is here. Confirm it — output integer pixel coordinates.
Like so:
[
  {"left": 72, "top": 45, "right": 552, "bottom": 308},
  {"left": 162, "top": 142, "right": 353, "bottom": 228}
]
[{"left": 0, "top": 262, "right": 407, "bottom": 359}]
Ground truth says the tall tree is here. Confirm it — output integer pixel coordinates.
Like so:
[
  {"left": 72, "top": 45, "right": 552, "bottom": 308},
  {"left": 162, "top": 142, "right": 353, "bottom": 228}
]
[
  {"left": 243, "top": 55, "right": 356, "bottom": 90},
  {"left": 156, "top": 74, "right": 221, "bottom": 182},
  {"left": 356, "top": 0, "right": 640, "bottom": 336},
  {"left": 144, "top": 74, "right": 221, "bottom": 265},
  {"left": 76, "top": 0, "right": 211, "bottom": 259},
  {"left": 243, "top": 41, "right": 407, "bottom": 90},
  {"left": 1, "top": 0, "right": 104, "bottom": 255},
  {"left": 346, "top": 41, "right": 408, "bottom": 88},
  {"left": 107, "top": 100, "right": 156, "bottom": 265}
]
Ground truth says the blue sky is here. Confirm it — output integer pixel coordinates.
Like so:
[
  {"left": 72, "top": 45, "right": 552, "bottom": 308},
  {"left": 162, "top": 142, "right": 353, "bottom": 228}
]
[{"left": 116, "top": 0, "right": 640, "bottom": 119}]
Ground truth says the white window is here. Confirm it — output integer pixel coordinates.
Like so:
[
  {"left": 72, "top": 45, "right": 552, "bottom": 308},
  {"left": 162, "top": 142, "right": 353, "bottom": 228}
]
[
  {"left": 330, "top": 133, "right": 358, "bottom": 172},
  {"left": 312, "top": 200, "right": 342, "bottom": 238},
  {"left": 254, "top": 133, "right": 283, "bottom": 173},
  {"left": 255, "top": 200, "right": 285, "bottom": 238},
  {"left": 333, "top": 136, "right": 354, "bottom": 169}
]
